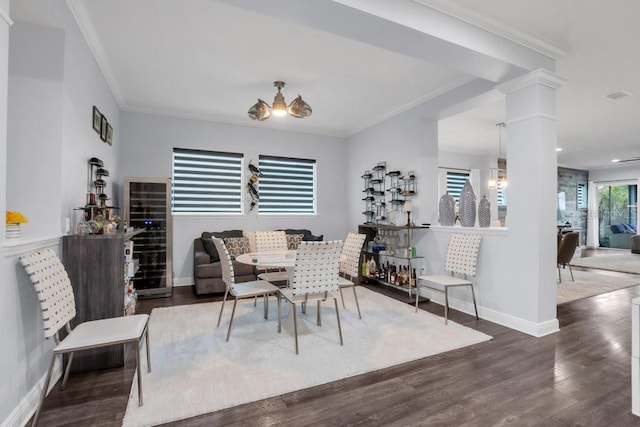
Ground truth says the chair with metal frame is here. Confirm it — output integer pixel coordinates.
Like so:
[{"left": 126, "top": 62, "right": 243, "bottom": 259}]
[
  {"left": 557, "top": 231, "right": 579, "bottom": 283},
  {"left": 277, "top": 240, "right": 344, "bottom": 354},
  {"left": 337, "top": 232, "right": 367, "bottom": 319},
  {"left": 415, "top": 233, "right": 481, "bottom": 324},
  {"left": 19, "top": 249, "right": 151, "bottom": 427},
  {"left": 255, "top": 230, "right": 290, "bottom": 284},
  {"left": 213, "top": 238, "right": 280, "bottom": 341}
]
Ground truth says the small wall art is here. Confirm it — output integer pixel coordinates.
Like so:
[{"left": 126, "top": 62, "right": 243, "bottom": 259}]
[
  {"left": 92, "top": 106, "right": 101, "bottom": 133},
  {"left": 106, "top": 123, "right": 113, "bottom": 146},
  {"left": 100, "top": 114, "right": 108, "bottom": 141}
]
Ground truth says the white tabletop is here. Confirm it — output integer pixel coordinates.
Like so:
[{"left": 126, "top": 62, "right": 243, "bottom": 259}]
[{"left": 235, "top": 250, "right": 297, "bottom": 268}]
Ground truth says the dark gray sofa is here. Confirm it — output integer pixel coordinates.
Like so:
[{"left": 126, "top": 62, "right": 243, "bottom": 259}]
[{"left": 193, "top": 229, "right": 322, "bottom": 295}]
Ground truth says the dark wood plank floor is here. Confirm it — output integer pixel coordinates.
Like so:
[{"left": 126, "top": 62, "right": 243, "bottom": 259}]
[{"left": 34, "top": 272, "right": 640, "bottom": 426}]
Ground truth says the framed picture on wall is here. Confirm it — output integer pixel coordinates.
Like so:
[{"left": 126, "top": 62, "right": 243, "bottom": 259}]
[
  {"left": 100, "top": 115, "right": 108, "bottom": 141},
  {"left": 92, "top": 106, "right": 101, "bottom": 133},
  {"left": 106, "top": 123, "right": 113, "bottom": 146}
]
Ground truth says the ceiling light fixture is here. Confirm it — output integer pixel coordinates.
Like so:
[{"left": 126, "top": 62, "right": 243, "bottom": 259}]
[
  {"left": 248, "top": 81, "right": 312, "bottom": 121},
  {"left": 488, "top": 122, "right": 508, "bottom": 190}
]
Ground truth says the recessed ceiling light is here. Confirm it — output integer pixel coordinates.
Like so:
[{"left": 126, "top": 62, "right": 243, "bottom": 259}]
[
  {"left": 611, "top": 159, "right": 621, "bottom": 163},
  {"left": 556, "top": 147, "right": 562, "bottom": 152},
  {"left": 604, "top": 90, "right": 633, "bottom": 101}
]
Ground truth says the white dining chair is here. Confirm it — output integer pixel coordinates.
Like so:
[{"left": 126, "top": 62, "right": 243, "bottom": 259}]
[
  {"left": 213, "top": 238, "right": 280, "bottom": 341},
  {"left": 277, "top": 240, "right": 343, "bottom": 354},
  {"left": 19, "top": 249, "right": 150, "bottom": 427},
  {"left": 255, "top": 230, "right": 290, "bottom": 284},
  {"left": 415, "top": 233, "right": 481, "bottom": 324},
  {"left": 337, "top": 232, "right": 367, "bottom": 319}
]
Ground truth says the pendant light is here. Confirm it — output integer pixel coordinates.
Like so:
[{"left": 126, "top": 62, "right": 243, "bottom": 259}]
[
  {"left": 248, "top": 81, "right": 312, "bottom": 121},
  {"left": 488, "top": 123, "right": 508, "bottom": 190}
]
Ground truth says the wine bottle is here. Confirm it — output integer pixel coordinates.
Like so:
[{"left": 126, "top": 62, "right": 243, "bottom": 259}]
[{"left": 411, "top": 268, "right": 417, "bottom": 287}]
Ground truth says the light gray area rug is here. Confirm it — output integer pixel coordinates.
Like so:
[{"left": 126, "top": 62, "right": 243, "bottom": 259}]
[
  {"left": 570, "top": 253, "right": 640, "bottom": 274},
  {"left": 557, "top": 268, "right": 640, "bottom": 304},
  {"left": 122, "top": 287, "right": 492, "bottom": 426}
]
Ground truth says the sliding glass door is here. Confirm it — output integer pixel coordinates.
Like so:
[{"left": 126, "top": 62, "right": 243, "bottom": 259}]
[{"left": 597, "top": 182, "right": 638, "bottom": 248}]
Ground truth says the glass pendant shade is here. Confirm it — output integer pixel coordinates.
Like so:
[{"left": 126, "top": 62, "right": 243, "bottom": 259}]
[
  {"left": 287, "top": 95, "right": 312, "bottom": 118},
  {"left": 247, "top": 99, "right": 271, "bottom": 121},
  {"left": 271, "top": 91, "right": 287, "bottom": 117}
]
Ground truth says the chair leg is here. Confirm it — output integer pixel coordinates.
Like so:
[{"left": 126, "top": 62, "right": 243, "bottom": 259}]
[
  {"left": 135, "top": 340, "right": 143, "bottom": 406},
  {"left": 557, "top": 265, "right": 562, "bottom": 283},
  {"left": 352, "top": 286, "right": 362, "bottom": 319},
  {"left": 226, "top": 298, "right": 238, "bottom": 342},
  {"left": 293, "top": 302, "right": 299, "bottom": 355},
  {"left": 217, "top": 288, "right": 229, "bottom": 327},
  {"left": 31, "top": 353, "right": 56, "bottom": 427},
  {"left": 277, "top": 294, "right": 282, "bottom": 333},
  {"left": 569, "top": 264, "right": 575, "bottom": 281},
  {"left": 263, "top": 294, "right": 269, "bottom": 320},
  {"left": 334, "top": 298, "right": 344, "bottom": 346},
  {"left": 61, "top": 352, "right": 74, "bottom": 390},
  {"left": 317, "top": 300, "right": 322, "bottom": 326},
  {"left": 145, "top": 326, "right": 151, "bottom": 373},
  {"left": 444, "top": 287, "right": 450, "bottom": 325},
  {"left": 339, "top": 286, "right": 346, "bottom": 308},
  {"left": 469, "top": 285, "right": 479, "bottom": 320},
  {"left": 415, "top": 283, "right": 420, "bottom": 313}
]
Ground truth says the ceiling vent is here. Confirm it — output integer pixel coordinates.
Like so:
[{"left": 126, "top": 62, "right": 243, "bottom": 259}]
[{"left": 604, "top": 90, "right": 633, "bottom": 101}]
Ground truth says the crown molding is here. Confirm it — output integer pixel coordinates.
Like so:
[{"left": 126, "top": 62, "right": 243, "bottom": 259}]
[
  {"left": 0, "top": 5, "right": 13, "bottom": 26},
  {"left": 66, "top": 0, "right": 125, "bottom": 108},
  {"left": 412, "top": 0, "right": 565, "bottom": 60},
  {"left": 496, "top": 68, "right": 566, "bottom": 94}
]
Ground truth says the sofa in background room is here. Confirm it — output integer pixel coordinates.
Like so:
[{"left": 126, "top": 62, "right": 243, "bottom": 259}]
[{"left": 193, "top": 229, "right": 323, "bottom": 295}]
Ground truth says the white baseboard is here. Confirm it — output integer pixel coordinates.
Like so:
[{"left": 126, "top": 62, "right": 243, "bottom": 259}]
[
  {"left": 1, "top": 358, "right": 62, "bottom": 427},
  {"left": 419, "top": 288, "right": 560, "bottom": 338},
  {"left": 173, "top": 277, "right": 193, "bottom": 287}
]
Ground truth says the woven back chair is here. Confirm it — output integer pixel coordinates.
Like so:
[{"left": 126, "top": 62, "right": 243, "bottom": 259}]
[
  {"left": 20, "top": 249, "right": 150, "bottom": 427},
  {"left": 213, "top": 238, "right": 279, "bottom": 341},
  {"left": 337, "top": 233, "right": 367, "bottom": 318},
  {"left": 278, "top": 240, "right": 343, "bottom": 354},
  {"left": 255, "top": 230, "right": 288, "bottom": 252},
  {"left": 416, "top": 234, "right": 482, "bottom": 324}
]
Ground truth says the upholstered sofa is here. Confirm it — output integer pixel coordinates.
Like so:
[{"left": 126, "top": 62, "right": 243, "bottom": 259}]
[
  {"left": 609, "top": 223, "right": 637, "bottom": 249},
  {"left": 193, "top": 229, "right": 323, "bottom": 295}
]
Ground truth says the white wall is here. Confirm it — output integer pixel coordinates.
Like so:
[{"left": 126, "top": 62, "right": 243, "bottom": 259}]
[
  {"left": 119, "top": 112, "right": 349, "bottom": 284},
  {"left": 589, "top": 164, "right": 640, "bottom": 182},
  {"left": 1, "top": 3, "right": 122, "bottom": 424}
]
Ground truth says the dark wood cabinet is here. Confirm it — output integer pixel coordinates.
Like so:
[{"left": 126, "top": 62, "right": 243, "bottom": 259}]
[{"left": 61, "top": 230, "right": 142, "bottom": 372}]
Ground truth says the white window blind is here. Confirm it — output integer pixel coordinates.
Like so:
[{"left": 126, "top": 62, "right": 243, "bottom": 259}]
[
  {"left": 497, "top": 189, "right": 507, "bottom": 207},
  {"left": 172, "top": 148, "right": 243, "bottom": 213},
  {"left": 577, "top": 183, "right": 587, "bottom": 209},
  {"left": 258, "top": 155, "right": 316, "bottom": 214},
  {"left": 446, "top": 170, "right": 470, "bottom": 203}
]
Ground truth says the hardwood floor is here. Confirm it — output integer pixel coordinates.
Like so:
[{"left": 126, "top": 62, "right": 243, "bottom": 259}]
[{"left": 34, "top": 275, "right": 640, "bottom": 426}]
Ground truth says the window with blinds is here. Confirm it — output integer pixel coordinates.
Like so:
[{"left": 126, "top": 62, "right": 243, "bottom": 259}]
[
  {"left": 258, "top": 155, "right": 316, "bottom": 214},
  {"left": 497, "top": 189, "right": 507, "bottom": 206},
  {"left": 172, "top": 148, "right": 243, "bottom": 213},
  {"left": 577, "top": 183, "right": 587, "bottom": 209},
  {"left": 446, "top": 170, "right": 470, "bottom": 203}
]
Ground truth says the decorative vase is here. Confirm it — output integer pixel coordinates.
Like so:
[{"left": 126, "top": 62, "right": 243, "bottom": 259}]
[
  {"left": 6, "top": 223, "right": 20, "bottom": 239},
  {"left": 438, "top": 192, "right": 455, "bottom": 226},
  {"left": 478, "top": 195, "right": 491, "bottom": 228},
  {"left": 459, "top": 180, "right": 476, "bottom": 227}
]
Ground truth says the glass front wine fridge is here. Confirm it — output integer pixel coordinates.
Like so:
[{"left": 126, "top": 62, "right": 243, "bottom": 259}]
[{"left": 124, "top": 177, "right": 173, "bottom": 298}]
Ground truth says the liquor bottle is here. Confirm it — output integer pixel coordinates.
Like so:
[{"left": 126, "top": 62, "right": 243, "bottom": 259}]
[
  {"left": 411, "top": 268, "right": 417, "bottom": 287},
  {"left": 390, "top": 262, "right": 396, "bottom": 284}
]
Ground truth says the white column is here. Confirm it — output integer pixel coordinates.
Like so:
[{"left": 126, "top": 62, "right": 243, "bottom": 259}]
[
  {"left": 0, "top": 2, "right": 10, "bottom": 244},
  {"left": 497, "top": 69, "right": 565, "bottom": 333}
]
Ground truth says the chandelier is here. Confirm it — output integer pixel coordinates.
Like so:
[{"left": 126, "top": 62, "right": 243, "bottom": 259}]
[
  {"left": 488, "top": 122, "right": 508, "bottom": 190},
  {"left": 248, "top": 81, "right": 312, "bottom": 121}
]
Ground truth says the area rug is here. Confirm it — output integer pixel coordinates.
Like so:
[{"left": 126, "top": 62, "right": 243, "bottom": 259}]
[
  {"left": 557, "top": 268, "right": 640, "bottom": 304},
  {"left": 570, "top": 253, "right": 640, "bottom": 274},
  {"left": 122, "top": 287, "right": 492, "bottom": 426}
]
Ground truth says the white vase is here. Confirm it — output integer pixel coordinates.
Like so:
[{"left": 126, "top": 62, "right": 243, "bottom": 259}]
[
  {"left": 459, "top": 180, "right": 476, "bottom": 227},
  {"left": 6, "top": 223, "right": 20, "bottom": 239}
]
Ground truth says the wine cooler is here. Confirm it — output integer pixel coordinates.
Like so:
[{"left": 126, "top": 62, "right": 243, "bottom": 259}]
[{"left": 124, "top": 177, "right": 173, "bottom": 298}]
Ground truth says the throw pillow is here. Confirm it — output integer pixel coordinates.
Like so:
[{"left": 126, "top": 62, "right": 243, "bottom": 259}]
[
  {"left": 223, "top": 237, "right": 250, "bottom": 260},
  {"left": 243, "top": 230, "right": 257, "bottom": 252},
  {"left": 286, "top": 233, "right": 304, "bottom": 250}
]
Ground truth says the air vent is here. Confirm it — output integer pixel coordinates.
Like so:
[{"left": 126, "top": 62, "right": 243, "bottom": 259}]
[{"left": 604, "top": 90, "right": 633, "bottom": 100}]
